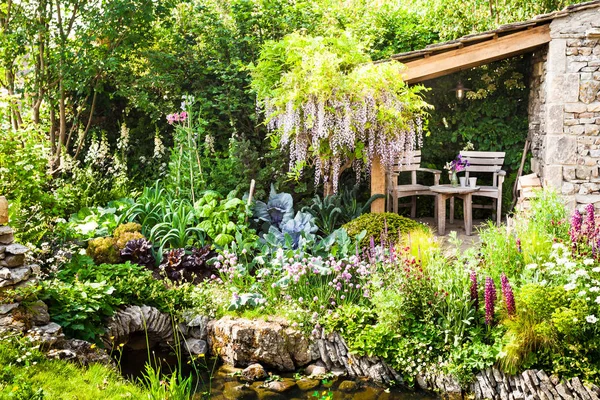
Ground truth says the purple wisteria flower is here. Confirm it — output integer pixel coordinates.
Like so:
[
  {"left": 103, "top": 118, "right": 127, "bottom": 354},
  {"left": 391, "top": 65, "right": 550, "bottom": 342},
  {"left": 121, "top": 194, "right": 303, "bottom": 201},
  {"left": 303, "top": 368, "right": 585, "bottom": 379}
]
[
  {"left": 484, "top": 277, "right": 496, "bottom": 325},
  {"left": 470, "top": 270, "right": 479, "bottom": 311},
  {"left": 500, "top": 273, "right": 516, "bottom": 317}
]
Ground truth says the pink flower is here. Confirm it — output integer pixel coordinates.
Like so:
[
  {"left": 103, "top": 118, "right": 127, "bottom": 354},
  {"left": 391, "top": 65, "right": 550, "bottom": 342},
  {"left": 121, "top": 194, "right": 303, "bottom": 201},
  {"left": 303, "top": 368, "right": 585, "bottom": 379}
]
[
  {"left": 179, "top": 111, "right": 188, "bottom": 121},
  {"left": 484, "top": 277, "right": 496, "bottom": 325}
]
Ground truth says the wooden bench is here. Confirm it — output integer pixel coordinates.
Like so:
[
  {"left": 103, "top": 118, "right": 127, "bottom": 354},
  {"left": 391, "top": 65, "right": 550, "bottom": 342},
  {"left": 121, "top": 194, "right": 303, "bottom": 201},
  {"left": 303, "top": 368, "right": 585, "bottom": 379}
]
[
  {"left": 456, "top": 150, "right": 506, "bottom": 226},
  {"left": 386, "top": 150, "right": 441, "bottom": 218}
]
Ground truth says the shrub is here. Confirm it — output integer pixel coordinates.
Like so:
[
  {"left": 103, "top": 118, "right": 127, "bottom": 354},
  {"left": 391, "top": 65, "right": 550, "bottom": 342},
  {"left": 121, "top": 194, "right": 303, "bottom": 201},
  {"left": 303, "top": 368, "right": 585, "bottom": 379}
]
[
  {"left": 342, "top": 212, "right": 427, "bottom": 247},
  {"left": 86, "top": 237, "right": 121, "bottom": 264},
  {"left": 113, "top": 222, "right": 142, "bottom": 238}
]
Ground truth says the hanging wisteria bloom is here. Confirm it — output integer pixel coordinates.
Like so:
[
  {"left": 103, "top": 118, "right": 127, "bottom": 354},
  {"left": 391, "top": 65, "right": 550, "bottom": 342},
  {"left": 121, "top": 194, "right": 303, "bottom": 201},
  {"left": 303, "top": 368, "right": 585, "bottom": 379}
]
[
  {"left": 251, "top": 32, "right": 431, "bottom": 195},
  {"left": 484, "top": 277, "right": 497, "bottom": 325}
]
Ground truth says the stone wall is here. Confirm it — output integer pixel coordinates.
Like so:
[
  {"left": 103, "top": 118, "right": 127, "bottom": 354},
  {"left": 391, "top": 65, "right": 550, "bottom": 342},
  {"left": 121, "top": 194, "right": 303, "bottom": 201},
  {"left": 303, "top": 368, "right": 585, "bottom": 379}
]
[
  {"left": 419, "top": 367, "right": 600, "bottom": 400},
  {"left": 529, "top": 47, "right": 548, "bottom": 174},
  {"left": 533, "top": 7, "right": 600, "bottom": 210}
]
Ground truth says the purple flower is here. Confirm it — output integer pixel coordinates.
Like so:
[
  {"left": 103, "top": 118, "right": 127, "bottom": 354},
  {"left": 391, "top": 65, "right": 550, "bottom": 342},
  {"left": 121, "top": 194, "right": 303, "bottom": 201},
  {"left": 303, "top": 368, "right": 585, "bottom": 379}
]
[
  {"left": 571, "top": 209, "right": 583, "bottom": 243},
  {"left": 516, "top": 238, "right": 521, "bottom": 253},
  {"left": 484, "top": 277, "right": 496, "bottom": 325},
  {"left": 470, "top": 270, "right": 479, "bottom": 311},
  {"left": 585, "top": 203, "right": 596, "bottom": 238},
  {"left": 500, "top": 273, "right": 516, "bottom": 317}
]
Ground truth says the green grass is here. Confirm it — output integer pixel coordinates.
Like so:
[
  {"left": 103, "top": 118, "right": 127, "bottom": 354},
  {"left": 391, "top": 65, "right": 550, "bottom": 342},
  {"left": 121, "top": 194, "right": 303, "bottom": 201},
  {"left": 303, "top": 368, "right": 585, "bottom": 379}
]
[{"left": 0, "top": 359, "right": 146, "bottom": 399}]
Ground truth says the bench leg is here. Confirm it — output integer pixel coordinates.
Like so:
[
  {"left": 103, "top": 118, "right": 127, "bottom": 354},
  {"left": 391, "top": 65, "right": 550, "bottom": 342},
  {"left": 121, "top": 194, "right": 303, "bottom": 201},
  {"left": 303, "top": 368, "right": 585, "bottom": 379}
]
[{"left": 411, "top": 196, "right": 417, "bottom": 218}]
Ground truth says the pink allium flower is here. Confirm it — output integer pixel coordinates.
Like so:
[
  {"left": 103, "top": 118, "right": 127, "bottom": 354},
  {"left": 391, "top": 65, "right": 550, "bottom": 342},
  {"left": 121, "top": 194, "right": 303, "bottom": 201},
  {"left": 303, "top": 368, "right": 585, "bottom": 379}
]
[
  {"left": 500, "top": 273, "right": 516, "bottom": 317},
  {"left": 484, "top": 277, "right": 496, "bottom": 325}
]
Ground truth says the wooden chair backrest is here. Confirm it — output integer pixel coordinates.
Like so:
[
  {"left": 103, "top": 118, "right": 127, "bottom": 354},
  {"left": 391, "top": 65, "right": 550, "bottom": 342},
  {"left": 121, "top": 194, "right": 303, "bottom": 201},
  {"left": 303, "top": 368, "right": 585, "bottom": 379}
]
[
  {"left": 389, "top": 150, "right": 422, "bottom": 185},
  {"left": 460, "top": 151, "right": 505, "bottom": 187}
]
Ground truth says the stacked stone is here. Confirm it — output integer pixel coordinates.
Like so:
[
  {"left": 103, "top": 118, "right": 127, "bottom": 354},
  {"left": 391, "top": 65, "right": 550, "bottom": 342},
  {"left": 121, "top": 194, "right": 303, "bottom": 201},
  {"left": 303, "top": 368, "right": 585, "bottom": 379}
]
[
  {"left": 529, "top": 6, "right": 600, "bottom": 210},
  {"left": 0, "top": 196, "right": 46, "bottom": 333},
  {"left": 418, "top": 367, "right": 600, "bottom": 400}
]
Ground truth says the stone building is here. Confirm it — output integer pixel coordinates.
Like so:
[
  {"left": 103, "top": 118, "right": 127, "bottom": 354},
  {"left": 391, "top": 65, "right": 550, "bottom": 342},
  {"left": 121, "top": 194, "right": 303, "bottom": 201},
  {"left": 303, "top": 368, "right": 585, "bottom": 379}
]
[{"left": 371, "top": 0, "right": 600, "bottom": 212}]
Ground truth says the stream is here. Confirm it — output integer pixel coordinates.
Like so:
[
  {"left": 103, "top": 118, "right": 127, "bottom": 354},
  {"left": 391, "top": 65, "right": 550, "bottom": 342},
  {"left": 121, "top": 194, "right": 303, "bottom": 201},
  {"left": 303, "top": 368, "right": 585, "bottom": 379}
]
[{"left": 118, "top": 348, "right": 439, "bottom": 399}]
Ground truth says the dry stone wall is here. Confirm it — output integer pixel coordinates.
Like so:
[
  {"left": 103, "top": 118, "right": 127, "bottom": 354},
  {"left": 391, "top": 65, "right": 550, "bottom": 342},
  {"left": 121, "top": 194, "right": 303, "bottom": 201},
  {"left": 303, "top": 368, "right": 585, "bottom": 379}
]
[{"left": 532, "top": 7, "right": 600, "bottom": 210}]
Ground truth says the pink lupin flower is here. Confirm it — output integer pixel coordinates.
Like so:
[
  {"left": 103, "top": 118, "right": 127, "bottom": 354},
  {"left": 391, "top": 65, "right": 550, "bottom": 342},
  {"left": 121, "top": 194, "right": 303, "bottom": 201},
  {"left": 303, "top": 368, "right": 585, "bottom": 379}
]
[
  {"left": 470, "top": 270, "right": 479, "bottom": 311},
  {"left": 500, "top": 273, "right": 516, "bottom": 317},
  {"left": 484, "top": 277, "right": 496, "bottom": 325}
]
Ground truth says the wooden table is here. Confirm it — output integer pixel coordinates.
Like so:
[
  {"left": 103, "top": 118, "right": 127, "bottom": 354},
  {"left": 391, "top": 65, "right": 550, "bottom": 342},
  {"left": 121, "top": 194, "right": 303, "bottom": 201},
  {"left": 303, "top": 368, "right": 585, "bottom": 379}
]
[{"left": 429, "top": 185, "right": 480, "bottom": 236}]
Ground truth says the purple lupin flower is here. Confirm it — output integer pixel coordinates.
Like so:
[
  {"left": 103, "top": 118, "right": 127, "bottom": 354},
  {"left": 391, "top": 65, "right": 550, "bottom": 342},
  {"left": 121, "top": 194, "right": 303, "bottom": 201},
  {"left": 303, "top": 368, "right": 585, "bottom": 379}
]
[
  {"left": 484, "top": 277, "right": 496, "bottom": 325},
  {"left": 571, "top": 209, "right": 583, "bottom": 244},
  {"left": 516, "top": 238, "right": 522, "bottom": 253},
  {"left": 585, "top": 203, "right": 596, "bottom": 239},
  {"left": 470, "top": 270, "right": 479, "bottom": 311},
  {"left": 500, "top": 273, "right": 516, "bottom": 317}
]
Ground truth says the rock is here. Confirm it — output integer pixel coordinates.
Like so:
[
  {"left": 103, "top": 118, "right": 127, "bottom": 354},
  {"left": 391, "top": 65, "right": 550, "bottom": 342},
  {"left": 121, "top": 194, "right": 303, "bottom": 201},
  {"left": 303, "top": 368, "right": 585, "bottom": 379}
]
[
  {"left": 7, "top": 266, "right": 31, "bottom": 284},
  {"left": 0, "top": 303, "right": 19, "bottom": 315},
  {"left": 296, "top": 378, "right": 319, "bottom": 391},
  {"left": 241, "top": 363, "right": 268, "bottom": 382},
  {"left": 262, "top": 378, "right": 296, "bottom": 393},
  {"left": 102, "top": 305, "right": 173, "bottom": 350},
  {"left": 0, "top": 233, "right": 14, "bottom": 245},
  {"left": 27, "top": 322, "right": 64, "bottom": 348},
  {"left": 556, "top": 384, "right": 575, "bottom": 400},
  {"left": 0, "top": 196, "right": 8, "bottom": 225},
  {"left": 51, "top": 338, "right": 112, "bottom": 366},
  {"left": 183, "top": 312, "right": 210, "bottom": 340},
  {"left": 29, "top": 300, "right": 50, "bottom": 326},
  {"left": 47, "top": 349, "right": 78, "bottom": 361},
  {"left": 223, "top": 382, "right": 257, "bottom": 400},
  {"left": 5, "top": 243, "right": 29, "bottom": 256},
  {"left": 339, "top": 380, "right": 359, "bottom": 392},
  {"left": 417, "top": 374, "right": 430, "bottom": 390},
  {"left": 305, "top": 363, "right": 327, "bottom": 377},
  {"left": 0, "top": 268, "right": 10, "bottom": 279},
  {"left": 184, "top": 338, "right": 208, "bottom": 357},
  {"left": 0, "top": 254, "right": 25, "bottom": 267},
  {"left": 580, "top": 81, "right": 600, "bottom": 104},
  {"left": 208, "top": 316, "right": 311, "bottom": 371},
  {"left": 572, "top": 378, "right": 592, "bottom": 400}
]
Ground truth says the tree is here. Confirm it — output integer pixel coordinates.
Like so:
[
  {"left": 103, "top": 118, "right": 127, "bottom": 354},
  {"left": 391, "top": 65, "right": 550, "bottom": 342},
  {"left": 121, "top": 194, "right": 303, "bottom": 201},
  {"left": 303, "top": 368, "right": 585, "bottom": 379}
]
[{"left": 251, "top": 32, "right": 431, "bottom": 196}]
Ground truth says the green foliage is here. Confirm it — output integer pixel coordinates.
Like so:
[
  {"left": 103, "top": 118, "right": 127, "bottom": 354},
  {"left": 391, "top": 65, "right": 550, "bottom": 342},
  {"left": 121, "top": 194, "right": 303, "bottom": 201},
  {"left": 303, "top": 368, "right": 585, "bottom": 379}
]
[
  {"left": 41, "top": 255, "right": 189, "bottom": 342},
  {"left": 0, "top": 332, "right": 145, "bottom": 399},
  {"left": 86, "top": 237, "right": 121, "bottom": 265},
  {"left": 139, "top": 363, "right": 193, "bottom": 400},
  {"left": 342, "top": 212, "right": 427, "bottom": 247}
]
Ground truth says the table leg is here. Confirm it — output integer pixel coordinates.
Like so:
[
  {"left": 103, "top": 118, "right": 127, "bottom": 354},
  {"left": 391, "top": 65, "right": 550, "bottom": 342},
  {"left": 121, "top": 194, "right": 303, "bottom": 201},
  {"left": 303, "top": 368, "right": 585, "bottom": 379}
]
[
  {"left": 449, "top": 197, "right": 455, "bottom": 224},
  {"left": 436, "top": 194, "right": 446, "bottom": 236},
  {"left": 464, "top": 193, "right": 473, "bottom": 236}
]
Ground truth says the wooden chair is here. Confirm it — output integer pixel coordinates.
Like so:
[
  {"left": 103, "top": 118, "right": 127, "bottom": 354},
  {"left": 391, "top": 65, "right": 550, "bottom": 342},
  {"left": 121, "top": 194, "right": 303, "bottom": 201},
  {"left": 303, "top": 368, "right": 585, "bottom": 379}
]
[
  {"left": 456, "top": 151, "right": 507, "bottom": 226},
  {"left": 386, "top": 150, "right": 441, "bottom": 218}
]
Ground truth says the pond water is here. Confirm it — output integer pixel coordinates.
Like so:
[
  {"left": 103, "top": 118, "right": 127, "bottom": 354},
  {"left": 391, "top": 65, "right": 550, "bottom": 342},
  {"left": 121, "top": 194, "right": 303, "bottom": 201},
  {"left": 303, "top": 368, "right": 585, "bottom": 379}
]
[{"left": 118, "top": 348, "right": 439, "bottom": 400}]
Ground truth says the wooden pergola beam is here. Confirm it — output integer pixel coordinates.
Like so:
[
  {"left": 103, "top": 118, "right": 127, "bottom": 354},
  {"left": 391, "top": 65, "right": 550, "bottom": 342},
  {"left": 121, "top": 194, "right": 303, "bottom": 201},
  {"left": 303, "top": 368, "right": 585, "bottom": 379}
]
[
  {"left": 402, "top": 24, "right": 551, "bottom": 84},
  {"left": 370, "top": 24, "right": 551, "bottom": 213}
]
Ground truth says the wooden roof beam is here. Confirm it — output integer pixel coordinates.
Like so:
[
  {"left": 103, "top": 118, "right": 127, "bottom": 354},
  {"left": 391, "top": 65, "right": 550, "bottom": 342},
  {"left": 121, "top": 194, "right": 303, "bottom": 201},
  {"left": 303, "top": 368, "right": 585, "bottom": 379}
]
[{"left": 402, "top": 24, "right": 551, "bottom": 84}]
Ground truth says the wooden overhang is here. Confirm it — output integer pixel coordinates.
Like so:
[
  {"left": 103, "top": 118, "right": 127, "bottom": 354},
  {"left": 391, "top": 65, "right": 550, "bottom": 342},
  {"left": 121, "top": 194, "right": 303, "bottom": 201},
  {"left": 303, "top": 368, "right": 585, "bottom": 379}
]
[{"left": 370, "top": 0, "right": 600, "bottom": 213}]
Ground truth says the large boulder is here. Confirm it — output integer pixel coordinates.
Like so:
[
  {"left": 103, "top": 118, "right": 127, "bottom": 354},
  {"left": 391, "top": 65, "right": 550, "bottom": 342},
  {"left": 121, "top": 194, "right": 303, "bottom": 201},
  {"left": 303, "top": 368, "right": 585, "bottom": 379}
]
[{"left": 207, "top": 316, "right": 316, "bottom": 371}]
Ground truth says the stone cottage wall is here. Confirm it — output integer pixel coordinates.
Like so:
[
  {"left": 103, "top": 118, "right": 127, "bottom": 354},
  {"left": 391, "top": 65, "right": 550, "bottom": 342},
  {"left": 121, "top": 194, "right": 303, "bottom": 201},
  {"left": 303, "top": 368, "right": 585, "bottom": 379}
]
[
  {"left": 534, "top": 7, "right": 600, "bottom": 210},
  {"left": 529, "top": 47, "right": 548, "bottom": 171}
]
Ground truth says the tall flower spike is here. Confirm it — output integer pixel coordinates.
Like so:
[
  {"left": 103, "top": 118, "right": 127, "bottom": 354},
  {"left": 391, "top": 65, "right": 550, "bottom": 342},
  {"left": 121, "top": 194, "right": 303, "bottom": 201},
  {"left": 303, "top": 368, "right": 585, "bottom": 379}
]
[
  {"left": 500, "top": 273, "right": 516, "bottom": 317},
  {"left": 571, "top": 209, "right": 583, "bottom": 244},
  {"left": 484, "top": 277, "right": 497, "bottom": 325},
  {"left": 470, "top": 270, "right": 479, "bottom": 311},
  {"left": 585, "top": 203, "right": 596, "bottom": 240}
]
